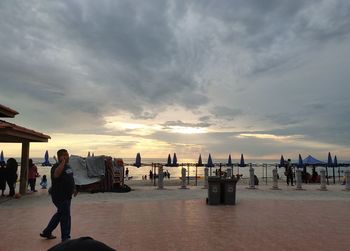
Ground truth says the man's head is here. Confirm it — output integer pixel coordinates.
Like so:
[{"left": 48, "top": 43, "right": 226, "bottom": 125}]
[{"left": 57, "top": 149, "right": 69, "bottom": 164}]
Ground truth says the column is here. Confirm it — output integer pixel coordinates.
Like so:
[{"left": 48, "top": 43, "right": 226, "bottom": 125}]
[{"left": 320, "top": 169, "right": 327, "bottom": 191}]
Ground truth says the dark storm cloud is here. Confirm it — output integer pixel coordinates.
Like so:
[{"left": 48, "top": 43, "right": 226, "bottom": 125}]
[
  {"left": 162, "top": 120, "right": 211, "bottom": 128},
  {"left": 211, "top": 106, "right": 242, "bottom": 121},
  {"left": 1, "top": 0, "right": 350, "bottom": 157}
]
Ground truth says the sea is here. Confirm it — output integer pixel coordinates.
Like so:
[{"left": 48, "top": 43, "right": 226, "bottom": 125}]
[{"left": 16, "top": 157, "right": 349, "bottom": 182}]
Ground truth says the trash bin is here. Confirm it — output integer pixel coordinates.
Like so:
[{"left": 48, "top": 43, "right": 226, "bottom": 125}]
[
  {"left": 207, "top": 177, "right": 221, "bottom": 205},
  {"left": 224, "top": 178, "right": 237, "bottom": 205}
]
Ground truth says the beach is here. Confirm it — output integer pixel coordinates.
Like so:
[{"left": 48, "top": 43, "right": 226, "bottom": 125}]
[{"left": 1, "top": 179, "right": 350, "bottom": 251}]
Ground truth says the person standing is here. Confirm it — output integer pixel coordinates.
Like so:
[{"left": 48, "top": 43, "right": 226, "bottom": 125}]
[
  {"left": 125, "top": 167, "right": 129, "bottom": 180},
  {"left": 28, "top": 159, "right": 39, "bottom": 192},
  {"left": 6, "top": 158, "right": 18, "bottom": 197},
  {"left": 40, "top": 149, "right": 77, "bottom": 242},
  {"left": 0, "top": 161, "right": 6, "bottom": 196},
  {"left": 285, "top": 159, "right": 294, "bottom": 186}
]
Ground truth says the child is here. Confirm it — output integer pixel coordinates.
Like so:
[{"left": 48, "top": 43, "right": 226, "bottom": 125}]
[{"left": 40, "top": 175, "right": 48, "bottom": 189}]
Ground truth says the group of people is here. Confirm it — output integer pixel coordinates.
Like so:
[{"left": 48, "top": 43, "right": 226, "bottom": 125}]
[
  {"left": 148, "top": 169, "right": 171, "bottom": 180},
  {"left": 0, "top": 158, "right": 49, "bottom": 197},
  {"left": 0, "top": 158, "right": 18, "bottom": 197}
]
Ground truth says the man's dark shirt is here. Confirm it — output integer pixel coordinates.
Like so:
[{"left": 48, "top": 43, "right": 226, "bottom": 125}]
[{"left": 50, "top": 163, "right": 75, "bottom": 203}]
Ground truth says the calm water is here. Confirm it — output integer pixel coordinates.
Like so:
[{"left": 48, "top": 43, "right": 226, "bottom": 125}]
[{"left": 25, "top": 157, "right": 349, "bottom": 181}]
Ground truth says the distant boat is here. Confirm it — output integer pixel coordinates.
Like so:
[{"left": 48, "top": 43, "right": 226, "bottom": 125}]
[{"left": 42, "top": 150, "right": 52, "bottom": 166}]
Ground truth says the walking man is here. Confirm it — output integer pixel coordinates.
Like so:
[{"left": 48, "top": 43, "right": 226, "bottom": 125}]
[{"left": 40, "top": 149, "right": 77, "bottom": 242}]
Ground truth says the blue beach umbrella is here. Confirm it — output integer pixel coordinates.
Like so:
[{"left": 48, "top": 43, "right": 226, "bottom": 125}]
[
  {"left": 279, "top": 155, "right": 285, "bottom": 168},
  {"left": 328, "top": 152, "right": 335, "bottom": 184},
  {"left": 134, "top": 153, "right": 141, "bottom": 168},
  {"left": 334, "top": 155, "right": 339, "bottom": 182},
  {"left": 197, "top": 154, "right": 203, "bottom": 166},
  {"left": 206, "top": 154, "right": 214, "bottom": 175},
  {"left": 206, "top": 154, "right": 214, "bottom": 167},
  {"left": 172, "top": 153, "right": 178, "bottom": 166},
  {"left": 0, "top": 150, "right": 4, "bottom": 163},
  {"left": 42, "top": 150, "right": 52, "bottom": 166},
  {"left": 327, "top": 152, "right": 333, "bottom": 166},
  {"left": 227, "top": 154, "right": 232, "bottom": 166},
  {"left": 298, "top": 154, "right": 306, "bottom": 178},
  {"left": 166, "top": 154, "right": 171, "bottom": 166},
  {"left": 298, "top": 154, "right": 303, "bottom": 168},
  {"left": 239, "top": 154, "right": 245, "bottom": 167}
]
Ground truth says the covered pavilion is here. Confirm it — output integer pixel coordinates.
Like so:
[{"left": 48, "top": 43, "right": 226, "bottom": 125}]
[{"left": 0, "top": 104, "right": 50, "bottom": 195}]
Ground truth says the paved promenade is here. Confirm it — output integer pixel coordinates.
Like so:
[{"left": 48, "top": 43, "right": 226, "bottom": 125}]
[{"left": 0, "top": 183, "right": 349, "bottom": 251}]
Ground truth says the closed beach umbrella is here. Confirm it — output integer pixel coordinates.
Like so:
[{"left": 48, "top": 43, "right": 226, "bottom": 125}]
[
  {"left": 328, "top": 152, "right": 335, "bottom": 184},
  {"left": 334, "top": 155, "right": 339, "bottom": 182},
  {"left": 166, "top": 154, "right": 171, "bottom": 166},
  {"left": 87, "top": 151, "right": 91, "bottom": 157},
  {"left": 298, "top": 154, "right": 303, "bottom": 168},
  {"left": 239, "top": 154, "right": 245, "bottom": 167},
  {"left": 298, "top": 154, "right": 306, "bottom": 179},
  {"left": 227, "top": 154, "right": 232, "bottom": 166},
  {"left": 134, "top": 153, "right": 141, "bottom": 168},
  {"left": 327, "top": 152, "right": 333, "bottom": 166},
  {"left": 206, "top": 154, "right": 214, "bottom": 167},
  {"left": 42, "top": 150, "right": 52, "bottom": 166},
  {"left": 206, "top": 153, "right": 214, "bottom": 176},
  {"left": 45, "top": 150, "right": 49, "bottom": 161},
  {"left": 280, "top": 155, "right": 285, "bottom": 168},
  {"left": 172, "top": 153, "right": 178, "bottom": 166},
  {"left": 0, "top": 150, "right": 4, "bottom": 162},
  {"left": 197, "top": 154, "right": 203, "bottom": 166}
]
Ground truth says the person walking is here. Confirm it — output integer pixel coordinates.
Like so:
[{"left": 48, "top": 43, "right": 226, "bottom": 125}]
[
  {"left": 40, "top": 149, "right": 77, "bottom": 242},
  {"left": 6, "top": 158, "right": 18, "bottom": 197},
  {"left": 28, "top": 159, "right": 39, "bottom": 192},
  {"left": 0, "top": 161, "right": 6, "bottom": 196}
]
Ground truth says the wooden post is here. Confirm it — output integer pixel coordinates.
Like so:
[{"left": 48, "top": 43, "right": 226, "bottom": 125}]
[{"left": 20, "top": 141, "right": 30, "bottom": 195}]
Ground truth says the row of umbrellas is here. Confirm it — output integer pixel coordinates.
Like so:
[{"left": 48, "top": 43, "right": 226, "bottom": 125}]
[
  {"left": 279, "top": 152, "right": 338, "bottom": 167},
  {"left": 132, "top": 152, "right": 246, "bottom": 168},
  {"left": 280, "top": 152, "right": 340, "bottom": 184}
]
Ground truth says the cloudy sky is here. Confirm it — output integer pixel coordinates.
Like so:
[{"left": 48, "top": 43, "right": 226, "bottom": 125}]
[{"left": 1, "top": 0, "right": 350, "bottom": 161}]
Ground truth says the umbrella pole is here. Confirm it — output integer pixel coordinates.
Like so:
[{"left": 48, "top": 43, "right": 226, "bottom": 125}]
[
  {"left": 326, "top": 166, "right": 329, "bottom": 185},
  {"left": 333, "top": 166, "right": 335, "bottom": 184},
  {"left": 195, "top": 164, "right": 198, "bottom": 186},
  {"left": 187, "top": 163, "right": 190, "bottom": 185},
  {"left": 338, "top": 166, "right": 341, "bottom": 183}
]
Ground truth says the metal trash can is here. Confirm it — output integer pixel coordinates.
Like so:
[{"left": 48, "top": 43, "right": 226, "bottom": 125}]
[
  {"left": 207, "top": 177, "right": 221, "bottom": 205},
  {"left": 224, "top": 178, "right": 237, "bottom": 205}
]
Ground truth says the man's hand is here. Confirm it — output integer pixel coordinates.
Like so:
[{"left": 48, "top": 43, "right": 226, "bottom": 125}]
[{"left": 73, "top": 189, "right": 78, "bottom": 197}]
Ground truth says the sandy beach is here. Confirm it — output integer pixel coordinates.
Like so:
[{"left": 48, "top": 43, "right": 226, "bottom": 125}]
[{"left": 1, "top": 179, "right": 350, "bottom": 251}]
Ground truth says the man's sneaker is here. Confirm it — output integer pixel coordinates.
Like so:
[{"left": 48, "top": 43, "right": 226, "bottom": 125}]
[{"left": 40, "top": 232, "right": 56, "bottom": 239}]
